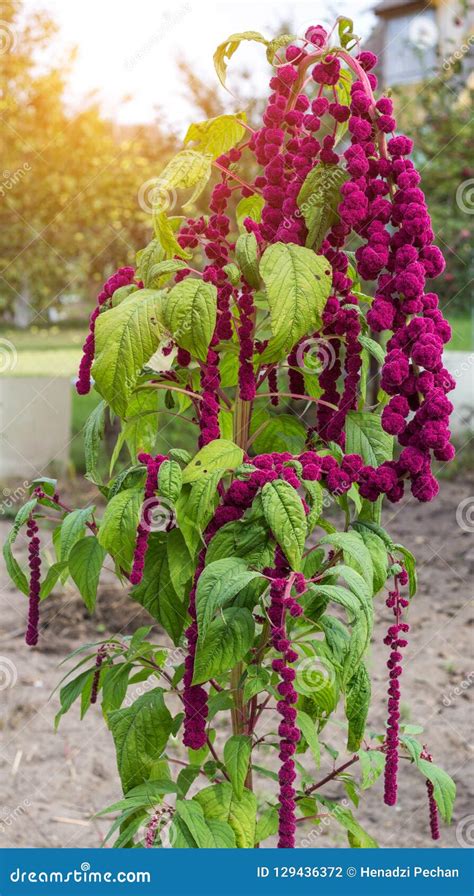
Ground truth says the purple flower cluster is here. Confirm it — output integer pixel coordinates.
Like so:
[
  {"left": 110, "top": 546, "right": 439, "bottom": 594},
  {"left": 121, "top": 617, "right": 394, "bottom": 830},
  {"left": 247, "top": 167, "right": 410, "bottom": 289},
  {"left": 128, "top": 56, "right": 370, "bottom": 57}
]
[
  {"left": 198, "top": 347, "right": 221, "bottom": 447},
  {"left": 420, "top": 749, "right": 440, "bottom": 840},
  {"left": 130, "top": 453, "right": 166, "bottom": 585},
  {"left": 237, "top": 285, "right": 256, "bottom": 400},
  {"left": 25, "top": 516, "right": 41, "bottom": 646},
  {"left": 383, "top": 570, "right": 409, "bottom": 806},
  {"left": 144, "top": 810, "right": 161, "bottom": 848},
  {"left": 266, "top": 561, "right": 304, "bottom": 848},
  {"left": 90, "top": 644, "right": 107, "bottom": 704},
  {"left": 76, "top": 267, "right": 138, "bottom": 395}
]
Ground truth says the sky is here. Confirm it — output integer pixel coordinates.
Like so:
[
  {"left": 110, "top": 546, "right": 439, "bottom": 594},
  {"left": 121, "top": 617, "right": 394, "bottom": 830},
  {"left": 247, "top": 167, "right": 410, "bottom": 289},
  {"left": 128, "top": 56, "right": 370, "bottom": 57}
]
[{"left": 24, "top": 0, "right": 376, "bottom": 133}]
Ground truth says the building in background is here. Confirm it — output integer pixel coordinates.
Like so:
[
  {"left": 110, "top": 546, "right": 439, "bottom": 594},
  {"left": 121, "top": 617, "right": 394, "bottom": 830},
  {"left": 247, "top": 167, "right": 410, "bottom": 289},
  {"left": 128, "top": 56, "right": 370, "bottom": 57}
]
[{"left": 367, "top": 0, "right": 474, "bottom": 85}]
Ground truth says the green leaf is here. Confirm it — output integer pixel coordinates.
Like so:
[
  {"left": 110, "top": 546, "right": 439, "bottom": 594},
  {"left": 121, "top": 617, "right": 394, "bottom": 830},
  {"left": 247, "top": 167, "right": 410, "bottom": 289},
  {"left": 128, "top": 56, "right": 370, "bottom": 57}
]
[
  {"left": 250, "top": 412, "right": 306, "bottom": 455},
  {"left": 177, "top": 766, "right": 201, "bottom": 799},
  {"left": 416, "top": 759, "right": 456, "bottom": 823},
  {"left": 92, "top": 289, "right": 166, "bottom": 416},
  {"left": 214, "top": 31, "right": 268, "bottom": 88},
  {"left": 354, "top": 528, "right": 388, "bottom": 594},
  {"left": 174, "top": 800, "right": 215, "bottom": 848},
  {"left": 55, "top": 669, "right": 95, "bottom": 728},
  {"left": 69, "top": 536, "right": 106, "bottom": 613},
  {"left": 193, "top": 608, "right": 255, "bottom": 685},
  {"left": 39, "top": 561, "right": 68, "bottom": 600},
  {"left": 320, "top": 533, "right": 374, "bottom": 591},
  {"left": 345, "top": 411, "right": 393, "bottom": 466},
  {"left": 358, "top": 750, "right": 385, "bottom": 790},
  {"left": 3, "top": 499, "right": 37, "bottom": 595},
  {"left": 236, "top": 195, "right": 264, "bottom": 232},
  {"left": 345, "top": 664, "right": 371, "bottom": 752},
  {"left": 393, "top": 544, "right": 417, "bottom": 597},
  {"left": 152, "top": 211, "right": 192, "bottom": 260},
  {"left": 98, "top": 488, "right": 142, "bottom": 573},
  {"left": 255, "top": 806, "right": 279, "bottom": 844},
  {"left": 162, "top": 279, "right": 217, "bottom": 361},
  {"left": 184, "top": 113, "right": 246, "bottom": 160},
  {"left": 148, "top": 259, "right": 189, "bottom": 288},
  {"left": 302, "top": 479, "right": 324, "bottom": 532},
  {"left": 108, "top": 688, "right": 173, "bottom": 793},
  {"left": 59, "top": 507, "right": 94, "bottom": 562},
  {"left": 158, "top": 150, "right": 212, "bottom": 208},
  {"left": 297, "top": 164, "right": 348, "bottom": 251},
  {"left": 224, "top": 735, "right": 252, "bottom": 799},
  {"left": 318, "top": 796, "right": 378, "bottom": 847},
  {"left": 194, "top": 782, "right": 257, "bottom": 848},
  {"left": 196, "top": 558, "right": 262, "bottom": 637},
  {"left": 261, "top": 479, "right": 306, "bottom": 570},
  {"left": 182, "top": 439, "right": 244, "bottom": 484},
  {"left": 132, "top": 533, "right": 188, "bottom": 645},
  {"left": 297, "top": 710, "right": 320, "bottom": 767},
  {"left": 101, "top": 663, "right": 131, "bottom": 714},
  {"left": 359, "top": 334, "right": 385, "bottom": 366},
  {"left": 136, "top": 238, "right": 165, "bottom": 284},
  {"left": 115, "top": 391, "right": 159, "bottom": 468},
  {"left": 158, "top": 460, "right": 182, "bottom": 505},
  {"left": 259, "top": 243, "right": 332, "bottom": 361},
  {"left": 83, "top": 400, "right": 106, "bottom": 484},
  {"left": 176, "top": 472, "right": 222, "bottom": 552},
  {"left": 243, "top": 667, "right": 270, "bottom": 704},
  {"left": 235, "top": 232, "right": 260, "bottom": 289},
  {"left": 206, "top": 519, "right": 272, "bottom": 568}
]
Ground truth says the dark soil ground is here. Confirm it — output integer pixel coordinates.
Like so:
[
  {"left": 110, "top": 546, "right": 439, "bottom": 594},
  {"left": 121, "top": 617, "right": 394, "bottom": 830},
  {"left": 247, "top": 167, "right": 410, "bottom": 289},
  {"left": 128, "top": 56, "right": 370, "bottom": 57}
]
[{"left": 0, "top": 478, "right": 472, "bottom": 849}]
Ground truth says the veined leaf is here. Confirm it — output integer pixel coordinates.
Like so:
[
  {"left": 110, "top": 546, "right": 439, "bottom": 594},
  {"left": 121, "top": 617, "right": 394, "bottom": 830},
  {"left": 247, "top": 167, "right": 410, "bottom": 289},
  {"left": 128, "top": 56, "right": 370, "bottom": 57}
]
[
  {"left": 83, "top": 400, "right": 106, "bottom": 485},
  {"left": 162, "top": 279, "right": 217, "bottom": 361},
  {"left": 132, "top": 533, "right": 188, "bottom": 645},
  {"left": 135, "top": 238, "right": 165, "bottom": 285},
  {"left": 297, "top": 164, "right": 348, "bottom": 250},
  {"left": 236, "top": 194, "right": 264, "bottom": 232},
  {"left": 224, "top": 735, "right": 252, "bottom": 799},
  {"left": 184, "top": 113, "right": 246, "bottom": 160},
  {"left": 92, "top": 290, "right": 166, "bottom": 416},
  {"left": 158, "top": 150, "right": 212, "bottom": 208},
  {"left": 98, "top": 488, "right": 142, "bottom": 573},
  {"left": 235, "top": 232, "right": 260, "bottom": 288},
  {"left": 259, "top": 243, "right": 332, "bottom": 361},
  {"left": 193, "top": 782, "right": 257, "bottom": 848},
  {"left": 69, "top": 536, "right": 106, "bottom": 613},
  {"left": 109, "top": 688, "right": 173, "bottom": 793},
  {"left": 182, "top": 439, "right": 244, "bottom": 484},
  {"left": 261, "top": 479, "right": 306, "bottom": 570},
  {"left": 346, "top": 664, "right": 371, "bottom": 752},
  {"left": 158, "top": 459, "right": 182, "bottom": 505},
  {"left": 3, "top": 498, "right": 37, "bottom": 595},
  {"left": 196, "top": 558, "right": 262, "bottom": 636},
  {"left": 152, "top": 212, "right": 191, "bottom": 260},
  {"left": 358, "top": 749, "right": 385, "bottom": 790},
  {"left": 345, "top": 411, "right": 393, "bottom": 467},
  {"left": 214, "top": 31, "right": 268, "bottom": 89},
  {"left": 193, "top": 607, "right": 255, "bottom": 684}
]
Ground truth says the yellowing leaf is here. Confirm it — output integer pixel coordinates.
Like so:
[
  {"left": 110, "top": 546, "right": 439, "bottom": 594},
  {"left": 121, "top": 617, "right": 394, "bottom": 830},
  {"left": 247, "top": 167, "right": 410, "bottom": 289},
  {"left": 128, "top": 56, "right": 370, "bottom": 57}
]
[
  {"left": 214, "top": 31, "right": 268, "bottom": 89},
  {"left": 235, "top": 194, "right": 264, "bottom": 232},
  {"left": 184, "top": 113, "right": 246, "bottom": 160},
  {"left": 152, "top": 212, "right": 191, "bottom": 260},
  {"left": 158, "top": 150, "right": 212, "bottom": 208}
]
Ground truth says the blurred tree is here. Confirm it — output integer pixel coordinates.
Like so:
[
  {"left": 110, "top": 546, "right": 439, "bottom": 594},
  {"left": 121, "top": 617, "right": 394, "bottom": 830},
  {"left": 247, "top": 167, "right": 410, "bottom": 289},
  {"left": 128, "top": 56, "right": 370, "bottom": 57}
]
[
  {"left": 393, "top": 71, "right": 473, "bottom": 314},
  {"left": 0, "top": 0, "right": 176, "bottom": 323}
]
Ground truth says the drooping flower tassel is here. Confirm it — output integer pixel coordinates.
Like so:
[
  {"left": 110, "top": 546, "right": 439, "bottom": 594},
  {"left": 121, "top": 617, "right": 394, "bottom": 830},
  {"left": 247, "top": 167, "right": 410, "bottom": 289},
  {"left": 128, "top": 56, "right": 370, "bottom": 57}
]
[
  {"left": 383, "top": 570, "right": 409, "bottom": 805},
  {"left": 76, "top": 266, "right": 137, "bottom": 395},
  {"left": 198, "top": 345, "right": 221, "bottom": 447},
  {"left": 182, "top": 549, "right": 209, "bottom": 750},
  {"left": 130, "top": 453, "right": 166, "bottom": 585},
  {"left": 25, "top": 516, "right": 41, "bottom": 646},
  {"left": 90, "top": 644, "right": 108, "bottom": 704}
]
